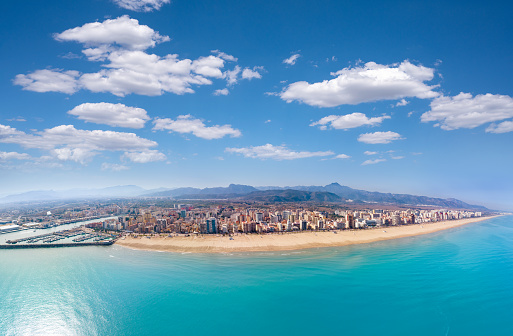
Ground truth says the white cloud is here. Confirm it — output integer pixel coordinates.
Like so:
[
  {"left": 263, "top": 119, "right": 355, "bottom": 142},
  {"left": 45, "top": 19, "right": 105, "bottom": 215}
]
[
  {"left": 362, "top": 158, "right": 386, "bottom": 165},
  {"left": 15, "top": 17, "right": 261, "bottom": 97},
  {"left": 101, "top": 162, "right": 129, "bottom": 171},
  {"left": 13, "top": 69, "right": 80, "bottom": 94},
  {"left": 211, "top": 50, "right": 238, "bottom": 62},
  {"left": 0, "top": 123, "right": 162, "bottom": 164},
  {"left": 486, "top": 120, "right": 513, "bottom": 133},
  {"left": 78, "top": 50, "right": 213, "bottom": 96},
  {"left": 0, "top": 151, "right": 31, "bottom": 161},
  {"left": 6, "top": 117, "right": 27, "bottom": 122},
  {"left": 122, "top": 150, "right": 166, "bottom": 163},
  {"left": 364, "top": 151, "right": 378, "bottom": 155},
  {"left": 310, "top": 113, "right": 390, "bottom": 130},
  {"left": 54, "top": 16, "right": 169, "bottom": 51},
  {"left": 68, "top": 102, "right": 150, "bottom": 128},
  {"left": 213, "top": 88, "right": 229, "bottom": 96},
  {"left": 395, "top": 99, "right": 409, "bottom": 107},
  {"left": 334, "top": 154, "right": 350, "bottom": 159},
  {"left": 52, "top": 147, "right": 97, "bottom": 163},
  {"left": 226, "top": 144, "right": 334, "bottom": 160},
  {"left": 0, "top": 124, "right": 25, "bottom": 137},
  {"left": 192, "top": 56, "right": 225, "bottom": 78},
  {"left": 421, "top": 92, "right": 513, "bottom": 131},
  {"left": 113, "top": 0, "right": 171, "bottom": 12},
  {"left": 358, "top": 131, "right": 404, "bottom": 144},
  {"left": 224, "top": 65, "right": 241, "bottom": 85},
  {"left": 391, "top": 156, "right": 404, "bottom": 160},
  {"left": 283, "top": 54, "right": 301, "bottom": 66},
  {"left": 280, "top": 60, "right": 438, "bottom": 107},
  {"left": 153, "top": 115, "right": 241, "bottom": 139},
  {"left": 242, "top": 67, "right": 263, "bottom": 80}
]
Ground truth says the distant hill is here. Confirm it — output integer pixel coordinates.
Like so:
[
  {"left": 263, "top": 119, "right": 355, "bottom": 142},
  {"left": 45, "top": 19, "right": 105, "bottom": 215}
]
[
  {"left": 0, "top": 190, "right": 62, "bottom": 203},
  {"left": 242, "top": 190, "right": 342, "bottom": 203},
  {"left": 280, "top": 183, "right": 487, "bottom": 210},
  {"left": 0, "top": 182, "right": 488, "bottom": 210},
  {"left": 145, "top": 184, "right": 258, "bottom": 197},
  {"left": 0, "top": 185, "right": 146, "bottom": 203}
]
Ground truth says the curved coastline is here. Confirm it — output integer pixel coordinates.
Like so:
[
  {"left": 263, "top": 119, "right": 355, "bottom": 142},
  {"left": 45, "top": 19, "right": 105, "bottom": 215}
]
[{"left": 115, "top": 216, "right": 499, "bottom": 253}]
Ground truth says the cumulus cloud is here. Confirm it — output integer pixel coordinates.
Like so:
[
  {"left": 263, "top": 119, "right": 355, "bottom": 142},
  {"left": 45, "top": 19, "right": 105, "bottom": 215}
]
[
  {"left": 101, "top": 163, "right": 129, "bottom": 171},
  {"left": 486, "top": 120, "right": 513, "bottom": 133},
  {"left": 358, "top": 131, "right": 404, "bottom": 144},
  {"left": 122, "top": 150, "right": 166, "bottom": 163},
  {"left": 0, "top": 123, "right": 162, "bottom": 164},
  {"left": 283, "top": 54, "right": 301, "bottom": 66},
  {"left": 79, "top": 50, "right": 215, "bottom": 96},
  {"left": 213, "top": 88, "right": 229, "bottom": 96},
  {"left": 224, "top": 65, "right": 241, "bottom": 85},
  {"left": 113, "top": 0, "right": 171, "bottom": 12},
  {"left": 334, "top": 154, "right": 350, "bottom": 159},
  {"left": 0, "top": 124, "right": 25, "bottom": 137},
  {"left": 362, "top": 158, "right": 386, "bottom": 165},
  {"left": 364, "top": 151, "right": 378, "bottom": 155},
  {"left": 13, "top": 69, "right": 80, "bottom": 94},
  {"left": 280, "top": 60, "right": 438, "bottom": 107},
  {"left": 54, "top": 16, "right": 169, "bottom": 51},
  {"left": 310, "top": 113, "right": 390, "bottom": 130},
  {"left": 53, "top": 147, "right": 97, "bottom": 163},
  {"left": 68, "top": 102, "right": 150, "bottom": 128},
  {"left": 226, "top": 144, "right": 334, "bottom": 160},
  {"left": 242, "top": 67, "right": 263, "bottom": 80},
  {"left": 15, "top": 17, "right": 261, "bottom": 97},
  {"left": 421, "top": 92, "right": 513, "bottom": 131},
  {"left": 0, "top": 151, "right": 31, "bottom": 161},
  {"left": 153, "top": 115, "right": 241, "bottom": 139},
  {"left": 395, "top": 99, "right": 409, "bottom": 107},
  {"left": 192, "top": 56, "right": 225, "bottom": 78}
]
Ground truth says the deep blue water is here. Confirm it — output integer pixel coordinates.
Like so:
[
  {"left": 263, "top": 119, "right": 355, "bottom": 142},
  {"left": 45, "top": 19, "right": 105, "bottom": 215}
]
[{"left": 1, "top": 216, "right": 513, "bottom": 336}]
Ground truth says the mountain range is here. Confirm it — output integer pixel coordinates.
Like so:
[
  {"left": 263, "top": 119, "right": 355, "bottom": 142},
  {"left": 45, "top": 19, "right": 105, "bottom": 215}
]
[{"left": 0, "top": 183, "right": 488, "bottom": 210}]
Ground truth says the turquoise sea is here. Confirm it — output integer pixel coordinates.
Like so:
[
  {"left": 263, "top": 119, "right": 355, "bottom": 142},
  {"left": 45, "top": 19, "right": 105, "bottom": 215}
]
[{"left": 1, "top": 216, "right": 513, "bottom": 336}]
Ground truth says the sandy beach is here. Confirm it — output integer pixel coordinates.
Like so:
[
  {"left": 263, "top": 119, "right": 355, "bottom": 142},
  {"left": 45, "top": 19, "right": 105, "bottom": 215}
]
[{"left": 115, "top": 216, "right": 497, "bottom": 253}]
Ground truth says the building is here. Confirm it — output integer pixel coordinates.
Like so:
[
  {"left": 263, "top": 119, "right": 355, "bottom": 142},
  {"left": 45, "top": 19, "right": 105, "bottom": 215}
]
[
  {"left": 345, "top": 214, "right": 354, "bottom": 229},
  {"left": 206, "top": 218, "right": 217, "bottom": 234}
]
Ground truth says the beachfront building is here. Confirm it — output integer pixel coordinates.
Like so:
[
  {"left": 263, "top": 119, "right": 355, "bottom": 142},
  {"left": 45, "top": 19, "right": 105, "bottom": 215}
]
[{"left": 206, "top": 218, "right": 217, "bottom": 234}]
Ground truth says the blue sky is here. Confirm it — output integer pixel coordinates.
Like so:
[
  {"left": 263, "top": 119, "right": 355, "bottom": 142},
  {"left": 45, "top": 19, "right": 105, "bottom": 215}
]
[{"left": 1, "top": 0, "right": 512, "bottom": 210}]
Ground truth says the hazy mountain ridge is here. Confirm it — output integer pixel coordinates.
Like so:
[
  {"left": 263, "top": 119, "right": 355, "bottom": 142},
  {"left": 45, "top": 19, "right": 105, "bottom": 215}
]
[
  {"left": 0, "top": 183, "right": 487, "bottom": 210},
  {"left": 242, "top": 190, "right": 342, "bottom": 203}
]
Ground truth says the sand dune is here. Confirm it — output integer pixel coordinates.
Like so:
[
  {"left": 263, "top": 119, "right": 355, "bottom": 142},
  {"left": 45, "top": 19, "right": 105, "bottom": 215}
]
[{"left": 115, "top": 216, "right": 497, "bottom": 253}]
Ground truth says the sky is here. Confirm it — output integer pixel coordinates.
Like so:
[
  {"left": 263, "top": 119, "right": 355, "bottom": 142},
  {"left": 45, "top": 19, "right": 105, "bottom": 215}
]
[{"left": 1, "top": 0, "right": 512, "bottom": 210}]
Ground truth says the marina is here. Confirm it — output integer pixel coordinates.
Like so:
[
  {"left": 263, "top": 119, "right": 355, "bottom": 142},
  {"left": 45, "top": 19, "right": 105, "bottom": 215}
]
[{"left": 1, "top": 226, "right": 118, "bottom": 249}]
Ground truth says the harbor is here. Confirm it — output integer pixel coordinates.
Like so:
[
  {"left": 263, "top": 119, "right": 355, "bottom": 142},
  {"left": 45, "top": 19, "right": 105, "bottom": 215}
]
[{"left": 0, "top": 217, "right": 120, "bottom": 249}]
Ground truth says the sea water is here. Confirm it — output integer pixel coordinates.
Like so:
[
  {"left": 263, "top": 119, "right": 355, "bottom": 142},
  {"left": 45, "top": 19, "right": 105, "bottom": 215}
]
[{"left": 1, "top": 216, "right": 512, "bottom": 336}]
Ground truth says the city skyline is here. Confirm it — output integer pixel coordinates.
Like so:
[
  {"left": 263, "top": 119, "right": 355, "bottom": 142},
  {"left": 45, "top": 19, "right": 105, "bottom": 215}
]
[{"left": 1, "top": 0, "right": 513, "bottom": 211}]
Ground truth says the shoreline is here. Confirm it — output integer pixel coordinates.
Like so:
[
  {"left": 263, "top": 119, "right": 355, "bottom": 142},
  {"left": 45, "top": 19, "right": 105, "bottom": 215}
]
[{"left": 115, "top": 216, "right": 499, "bottom": 254}]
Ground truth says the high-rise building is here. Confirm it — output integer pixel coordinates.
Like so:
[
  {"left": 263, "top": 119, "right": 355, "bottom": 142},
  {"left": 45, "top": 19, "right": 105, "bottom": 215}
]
[
  {"left": 206, "top": 217, "right": 217, "bottom": 234},
  {"left": 345, "top": 214, "right": 354, "bottom": 229},
  {"left": 392, "top": 215, "right": 401, "bottom": 226}
]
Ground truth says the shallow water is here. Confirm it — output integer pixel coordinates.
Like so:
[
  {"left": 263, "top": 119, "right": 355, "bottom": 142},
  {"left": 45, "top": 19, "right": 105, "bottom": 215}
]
[{"left": 1, "top": 216, "right": 512, "bottom": 335}]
